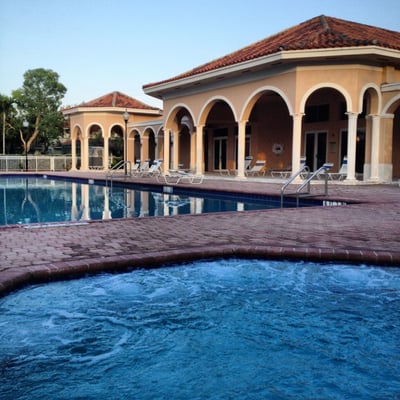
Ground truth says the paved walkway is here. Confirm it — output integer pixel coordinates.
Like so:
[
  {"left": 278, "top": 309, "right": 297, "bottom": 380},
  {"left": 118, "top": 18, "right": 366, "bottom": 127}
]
[{"left": 1, "top": 172, "right": 400, "bottom": 296}]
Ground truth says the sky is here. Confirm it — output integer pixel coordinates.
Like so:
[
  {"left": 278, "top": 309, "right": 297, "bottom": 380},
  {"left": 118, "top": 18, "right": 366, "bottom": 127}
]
[{"left": 0, "top": 0, "right": 399, "bottom": 109}]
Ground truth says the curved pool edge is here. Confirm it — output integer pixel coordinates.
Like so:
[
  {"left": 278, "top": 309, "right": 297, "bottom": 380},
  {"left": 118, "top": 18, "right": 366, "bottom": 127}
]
[{"left": 1, "top": 244, "right": 399, "bottom": 298}]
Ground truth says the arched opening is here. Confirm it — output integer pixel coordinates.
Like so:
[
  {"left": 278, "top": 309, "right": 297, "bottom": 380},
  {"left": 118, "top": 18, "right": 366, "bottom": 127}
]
[
  {"left": 143, "top": 128, "right": 156, "bottom": 163},
  {"left": 88, "top": 124, "right": 104, "bottom": 169},
  {"left": 302, "top": 88, "right": 365, "bottom": 173},
  {"left": 71, "top": 126, "right": 82, "bottom": 170},
  {"left": 387, "top": 99, "right": 400, "bottom": 180},
  {"left": 109, "top": 125, "right": 124, "bottom": 158},
  {"left": 133, "top": 131, "right": 141, "bottom": 162},
  {"left": 248, "top": 91, "right": 292, "bottom": 171},
  {"left": 204, "top": 101, "right": 236, "bottom": 172}
]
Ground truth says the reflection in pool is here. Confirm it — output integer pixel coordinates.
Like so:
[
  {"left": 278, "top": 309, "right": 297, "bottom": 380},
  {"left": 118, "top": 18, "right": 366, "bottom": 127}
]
[
  {"left": 0, "top": 259, "right": 399, "bottom": 399},
  {"left": 0, "top": 176, "right": 332, "bottom": 226}
]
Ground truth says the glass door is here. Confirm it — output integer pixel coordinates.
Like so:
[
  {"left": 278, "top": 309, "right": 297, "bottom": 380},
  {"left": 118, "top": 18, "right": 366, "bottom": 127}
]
[
  {"left": 213, "top": 137, "right": 227, "bottom": 171},
  {"left": 305, "top": 132, "right": 327, "bottom": 171}
]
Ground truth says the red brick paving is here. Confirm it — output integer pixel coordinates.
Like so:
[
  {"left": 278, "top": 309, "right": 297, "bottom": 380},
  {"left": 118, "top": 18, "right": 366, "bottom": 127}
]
[{"left": 1, "top": 171, "right": 399, "bottom": 296}]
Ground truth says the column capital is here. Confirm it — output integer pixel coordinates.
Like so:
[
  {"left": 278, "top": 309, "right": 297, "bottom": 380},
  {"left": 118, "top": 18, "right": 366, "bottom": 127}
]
[{"left": 345, "top": 111, "right": 358, "bottom": 119}]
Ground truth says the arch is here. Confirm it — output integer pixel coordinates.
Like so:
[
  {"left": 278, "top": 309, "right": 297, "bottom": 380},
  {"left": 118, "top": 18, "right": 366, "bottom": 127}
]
[
  {"left": 198, "top": 96, "right": 237, "bottom": 125},
  {"left": 156, "top": 125, "right": 164, "bottom": 137},
  {"left": 383, "top": 93, "right": 400, "bottom": 115},
  {"left": 165, "top": 103, "right": 196, "bottom": 130},
  {"left": 142, "top": 126, "right": 157, "bottom": 138},
  {"left": 71, "top": 124, "right": 83, "bottom": 140},
  {"left": 85, "top": 122, "right": 105, "bottom": 138},
  {"left": 300, "top": 83, "right": 353, "bottom": 113},
  {"left": 359, "top": 83, "right": 381, "bottom": 114},
  {"left": 241, "top": 85, "right": 293, "bottom": 120}
]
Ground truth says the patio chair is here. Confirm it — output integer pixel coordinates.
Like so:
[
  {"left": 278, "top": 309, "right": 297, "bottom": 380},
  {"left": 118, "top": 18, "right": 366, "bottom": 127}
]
[
  {"left": 219, "top": 156, "right": 253, "bottom": 176},
  {"left": 271, "top": 166, "right": 292, "bottom": 178},
  {"left": 131, "top": 159, "right": 140, "bottom": 174},
  {"left": 142, "top": 159, "right": 163, "bottom": 177},
  {"left": 134, "top": 159, "right": 151, "bottom": 176},
  {"left": 157, "top": 169, "right": 204, "bottom": 184},
  {"left": 328, "top": 157, "right": 347, "bottom": 180},
  {"left": 245, "top": 160, "right": 266, "bottom": 176}
]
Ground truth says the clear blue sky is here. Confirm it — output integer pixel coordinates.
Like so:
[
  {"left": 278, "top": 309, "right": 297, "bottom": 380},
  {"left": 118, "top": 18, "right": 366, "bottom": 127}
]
[{"left": 1, "top": 0, "right": 399, "bottom": 109}]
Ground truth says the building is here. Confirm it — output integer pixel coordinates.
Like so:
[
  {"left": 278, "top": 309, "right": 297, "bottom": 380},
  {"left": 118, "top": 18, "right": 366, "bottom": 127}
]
[
  {"left": 63, "top": 91, "right": 163, "bottom": 171},
  {"left": 143, "top": 15, "right": 400, "bottom": 182}
]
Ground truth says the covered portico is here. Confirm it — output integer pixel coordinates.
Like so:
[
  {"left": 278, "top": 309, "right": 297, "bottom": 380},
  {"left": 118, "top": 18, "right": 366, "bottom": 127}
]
[
  {"left": 143, "top": 15, "right": 400, "bottom": 183},
  {"left": 62, "top": 91, "right": 163, "bottom": 171}
]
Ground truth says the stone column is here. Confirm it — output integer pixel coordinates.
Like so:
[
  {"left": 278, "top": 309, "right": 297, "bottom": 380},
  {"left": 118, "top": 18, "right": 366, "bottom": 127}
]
[
  {"left": 163, "top": 129, "right": 170, "bottom": 171},
  {"left": 81, "top": 133, "right": 89, "bottom": 171},
  {"left": 368, "top": 114, "right": 381, "bottom": 182},
  {"left": 71, "top": 136, "right": 77, "bottom": 171},
  {"left": 345, "top": 112, "right": 358, "bottom": 182},
  {"left": 172, "top": 130, "right": 179, "bottom": 169},
  {"left": 291, "top": 113, "right": 304, "bottom": 176},
  {"left": 103, "top": 132, "right": 109, "bottom": 171},
  {"left": 196, "top": 124, "right": 204, "bottom": 174},
  {"left": 237, "top": 120, "right": 247, "bottom": 178}
]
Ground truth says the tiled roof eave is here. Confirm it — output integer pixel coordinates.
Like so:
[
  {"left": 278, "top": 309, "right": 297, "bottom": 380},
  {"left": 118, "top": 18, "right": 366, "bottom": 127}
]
[
  {"left": 143, "top": 52, "right": 284, "bottom": 94},
  {"left": 281, "top": 45, "right": 400, "bottom": 61},
  {"left": 144, "top": 45, "right": 400, "bottom": 96},
  {"left": 63, "top": 106, "right": 162, "bottom": 116}
]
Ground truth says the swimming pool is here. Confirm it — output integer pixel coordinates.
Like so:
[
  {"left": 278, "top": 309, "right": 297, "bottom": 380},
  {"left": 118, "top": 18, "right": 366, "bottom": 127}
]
[
  {"left": 0, "top": 258, "right": 399, "bottom": 399},
  {"left": 0, "top": 176, "right": 332, "bottom": 226}
]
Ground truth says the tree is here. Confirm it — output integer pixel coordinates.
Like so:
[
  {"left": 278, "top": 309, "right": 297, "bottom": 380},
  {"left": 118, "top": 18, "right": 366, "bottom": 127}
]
[
  {"left": 12, "top": 68, "right": 67, "bottom": 154},
  {"left": 0, "top": 94, "right": 16, "bottom": 154}
]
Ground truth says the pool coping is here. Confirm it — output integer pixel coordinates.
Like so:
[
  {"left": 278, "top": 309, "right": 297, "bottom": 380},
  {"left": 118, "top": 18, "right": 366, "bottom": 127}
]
[{"left": 1, "top": 243, "right": 399, "bottom": 298}]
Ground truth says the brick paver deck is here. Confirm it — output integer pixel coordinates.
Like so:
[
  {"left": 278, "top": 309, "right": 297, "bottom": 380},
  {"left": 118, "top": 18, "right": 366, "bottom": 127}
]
[{"left": 1, "top": 172, "right": 399, "bottom": 297}]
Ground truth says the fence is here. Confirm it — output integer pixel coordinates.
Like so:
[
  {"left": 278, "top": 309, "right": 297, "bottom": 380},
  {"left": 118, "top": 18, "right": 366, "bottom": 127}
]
[{"left": 0, "top": 155, "right": 82, "bottom": 171}]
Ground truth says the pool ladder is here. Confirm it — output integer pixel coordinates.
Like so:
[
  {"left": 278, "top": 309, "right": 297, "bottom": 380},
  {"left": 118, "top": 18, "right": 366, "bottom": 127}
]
[
  {"left": 281, "top": 163, "right": 333, "bottom": 207},
  {"left": 106, "top": 160, "right": 132, "bottom": 191}
]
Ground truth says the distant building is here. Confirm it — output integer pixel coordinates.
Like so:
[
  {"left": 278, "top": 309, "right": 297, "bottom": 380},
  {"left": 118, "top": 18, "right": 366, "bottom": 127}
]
[
  {"left": 62, "top": 91, "right": 162, "bottom": 170},
  {"left": 143, "top": 15, "right": 400, "bottom": 182}
]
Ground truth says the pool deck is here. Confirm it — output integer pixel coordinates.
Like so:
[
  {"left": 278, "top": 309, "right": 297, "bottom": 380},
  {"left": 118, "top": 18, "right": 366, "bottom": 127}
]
[{"left": 1, "top": 171, "right": 400, "bottom": 296}]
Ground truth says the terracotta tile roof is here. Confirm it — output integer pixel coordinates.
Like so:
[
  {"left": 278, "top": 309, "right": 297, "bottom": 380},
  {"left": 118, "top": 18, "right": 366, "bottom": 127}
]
[
  {"left": 143, "top": 15, "right": 400, "bottom": 89},
  {"left": 73, "top": 91, "right": 160, "bottom": 110}
]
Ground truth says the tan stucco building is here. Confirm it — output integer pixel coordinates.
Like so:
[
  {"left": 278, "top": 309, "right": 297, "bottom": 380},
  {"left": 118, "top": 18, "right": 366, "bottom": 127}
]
[
  {"left": 63, "top": 91, "right": 163, "bottom": 171},
  {"left": 142, "top": 15, "right": 400, "bottom": 183}
]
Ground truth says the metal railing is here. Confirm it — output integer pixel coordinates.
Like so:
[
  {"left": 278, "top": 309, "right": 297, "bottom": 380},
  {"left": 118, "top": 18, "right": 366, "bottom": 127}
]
[
  {"left": 294, "top": 163, "right": 333, "bottom": 205},
  {"left": 280, "top": 165, "right": 310, "bottom": 207},
  {"left": 106, "top": 160, "right": 132, "bottom": 191},
  {"left": 281, "top": 163, "right": 333, "bottom": 207},
  {"left": 0, "top": 155, "right": 79, "bottom": 171}
]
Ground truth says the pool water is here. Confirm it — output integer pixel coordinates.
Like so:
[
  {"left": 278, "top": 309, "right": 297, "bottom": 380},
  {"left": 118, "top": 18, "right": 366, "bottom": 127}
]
[
  {"left": 0, "top": 259, "right": 399, "bottom": 399},
  {"left": 0, "top": 176, "right": 300, "bottom": 226},
  {"left": 0, "top": 176, "right": 337, "bottom": 226}
]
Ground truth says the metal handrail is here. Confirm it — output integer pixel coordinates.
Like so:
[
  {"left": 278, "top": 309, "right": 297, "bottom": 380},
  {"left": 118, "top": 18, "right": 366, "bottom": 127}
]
[
  {"left": 295, "top": 163, "right": 333, "bottom": 206},
  {"left": 280, "top": 165, "right": 310, "bottom": 207},
  {"left": 106, "top": 160, "right": 131, "bottom": 191}
]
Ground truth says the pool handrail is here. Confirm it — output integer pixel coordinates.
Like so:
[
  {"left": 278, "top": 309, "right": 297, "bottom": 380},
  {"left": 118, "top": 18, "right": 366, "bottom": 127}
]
[{"left": 280, "top": 165, "right": 310, "bottom": 207}]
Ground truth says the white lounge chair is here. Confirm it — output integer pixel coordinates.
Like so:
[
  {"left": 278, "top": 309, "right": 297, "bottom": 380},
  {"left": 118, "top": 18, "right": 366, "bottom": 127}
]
[
  {"left": 328, "top": 157, "right": 347, "bottom": 180},
  {"left": 142, "top": 159, "right": 163, "bottom": 177},
  {"left": 157, "top": 169, "right": 204, "bottom": 184},
  {"left": 220, "top": 156, "right": 253, "bottom": 176},
  {"left": 134, "top": 159, "right": 151, "bottom": 176},
  {"left": 245, "top": 160, "right": 266, "bottom": 176}
]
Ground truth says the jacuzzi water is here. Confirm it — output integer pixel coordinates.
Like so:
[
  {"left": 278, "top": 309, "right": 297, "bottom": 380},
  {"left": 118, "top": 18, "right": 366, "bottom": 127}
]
[{"left": 1, "top": 259, "right": 399, "bottom": 399}]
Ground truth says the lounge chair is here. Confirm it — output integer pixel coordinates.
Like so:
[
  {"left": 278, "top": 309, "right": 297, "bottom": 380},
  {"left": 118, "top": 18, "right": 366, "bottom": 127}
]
[
  {"left": 142, "top": 159, "right": 163, "bottom": 177},
  {"left": 157, "top": 169, "right": 204, "bottom": 184},
  {"left": 133, "top": 159, "right": 150, "bottom": 176},
  {"left": 220, "top": 156, "right": 253, "bottom": 176},
  {"left": 245, "top": 160, "right": 266, "bottom": 176},
  {"left": 271, "top": 166, "right": 292, "bottom": 178},
  {"left": 328, "top": 157, "right": 347, "bottom": 180}
]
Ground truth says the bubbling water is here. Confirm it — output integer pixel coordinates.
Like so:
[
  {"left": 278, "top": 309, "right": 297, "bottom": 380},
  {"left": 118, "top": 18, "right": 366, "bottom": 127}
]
[{"left": 1, "top": 259, "right": 399, "bottom": 399}]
